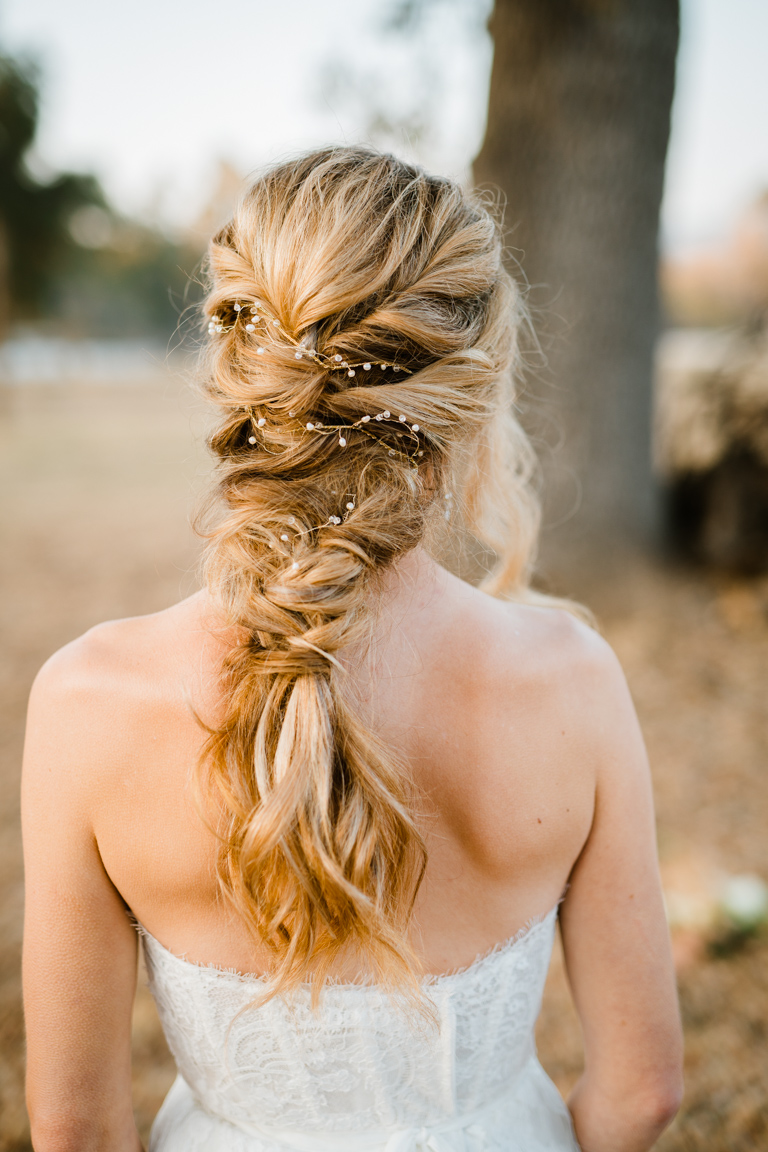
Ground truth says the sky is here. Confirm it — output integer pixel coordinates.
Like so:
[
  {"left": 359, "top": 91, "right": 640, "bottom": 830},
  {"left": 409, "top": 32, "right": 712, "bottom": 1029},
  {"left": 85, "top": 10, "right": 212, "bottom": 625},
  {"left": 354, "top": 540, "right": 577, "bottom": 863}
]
[{"left": 1, "top": 0, "right": 767, "bottom": 254}]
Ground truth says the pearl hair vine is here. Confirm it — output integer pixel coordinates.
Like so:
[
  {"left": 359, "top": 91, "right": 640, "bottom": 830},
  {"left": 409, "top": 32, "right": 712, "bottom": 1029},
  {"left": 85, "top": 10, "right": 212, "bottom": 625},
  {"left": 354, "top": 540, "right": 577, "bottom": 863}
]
[
  {"left": 267, "top": 499, "right": 358, "bottom": 559},
  {"left": 208, "top": 299, "right": 414, "bottom": 380},
  {"left": 245, "top": 405, "right": 426, "bottom": 469},
  {"left": 209, "top": 299, "right": 426, "bottom": 467},
  {"left": 210, "top": 302, "right": 450, "bottom": 576}
]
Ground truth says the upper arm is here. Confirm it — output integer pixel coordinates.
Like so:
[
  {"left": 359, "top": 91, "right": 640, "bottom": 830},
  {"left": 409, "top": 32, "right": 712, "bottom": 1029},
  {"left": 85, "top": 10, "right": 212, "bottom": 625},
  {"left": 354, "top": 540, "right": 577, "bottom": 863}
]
[
  {"left": 22, "top": 637, "right": 142, "bottom": 1149},
  {"left": 558, "top": 636, "right": 683, "bottom": 1102}
]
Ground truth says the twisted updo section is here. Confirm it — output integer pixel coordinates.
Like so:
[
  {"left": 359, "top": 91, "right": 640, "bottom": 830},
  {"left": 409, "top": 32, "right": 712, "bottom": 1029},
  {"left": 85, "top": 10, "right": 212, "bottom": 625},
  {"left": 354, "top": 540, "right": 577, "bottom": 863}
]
[{"left": 198, "top": 146, "right": 538, "bottom": 1001}]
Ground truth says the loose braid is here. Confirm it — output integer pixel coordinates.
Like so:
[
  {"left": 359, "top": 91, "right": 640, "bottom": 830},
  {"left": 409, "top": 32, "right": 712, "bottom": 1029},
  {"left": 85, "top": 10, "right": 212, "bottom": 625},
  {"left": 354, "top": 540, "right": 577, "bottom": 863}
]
[{"left": 197, "top": 147, "right": 537, "bottom": 1001}]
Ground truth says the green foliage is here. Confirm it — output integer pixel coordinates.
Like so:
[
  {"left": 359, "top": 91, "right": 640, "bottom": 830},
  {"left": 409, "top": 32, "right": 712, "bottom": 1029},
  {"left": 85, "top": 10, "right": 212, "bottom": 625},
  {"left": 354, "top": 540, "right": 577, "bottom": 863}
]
[
  {"left": 0, "top": 52, "right": 106, "bottom": 325},
  {"left": 0, "top": 47, "right": 203, "bottom": 339}
]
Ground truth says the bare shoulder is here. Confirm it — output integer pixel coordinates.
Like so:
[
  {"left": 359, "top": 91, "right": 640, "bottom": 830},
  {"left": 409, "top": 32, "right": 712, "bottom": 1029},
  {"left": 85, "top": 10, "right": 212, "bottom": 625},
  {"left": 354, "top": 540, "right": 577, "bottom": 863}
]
[
  {"left": 25, "top": 592, "right": 217, "bottom": 791},
  {"left": 31, "top": 594, "right": 198, "bottom": 705},
  {"left": 430, "top": 571, "right": 644, "bottom": 798},
  {"left": 444, "top": 572, "right": 624, "bottom": 706}
]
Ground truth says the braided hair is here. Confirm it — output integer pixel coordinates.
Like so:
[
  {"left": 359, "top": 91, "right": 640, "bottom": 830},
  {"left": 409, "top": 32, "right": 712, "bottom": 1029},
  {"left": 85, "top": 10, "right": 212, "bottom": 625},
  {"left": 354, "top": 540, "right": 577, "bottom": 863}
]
[{"left": 197, "top": 146, "right": 538, "bottom": 1001}]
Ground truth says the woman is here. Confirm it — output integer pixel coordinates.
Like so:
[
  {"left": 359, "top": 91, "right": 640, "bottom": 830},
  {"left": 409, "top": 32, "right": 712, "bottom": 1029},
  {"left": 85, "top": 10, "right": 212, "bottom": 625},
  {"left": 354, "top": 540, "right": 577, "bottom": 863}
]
[{"left": 22, "top": 147, "right": 683, "bottom": 1152}]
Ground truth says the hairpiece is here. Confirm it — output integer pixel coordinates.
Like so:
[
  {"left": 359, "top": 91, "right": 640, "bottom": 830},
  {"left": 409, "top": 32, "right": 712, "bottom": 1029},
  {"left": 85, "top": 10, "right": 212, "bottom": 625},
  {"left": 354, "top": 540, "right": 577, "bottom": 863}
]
[
  {"left": 208, "top": 300, "right": 427, "bottom": 468},
  {"left": 245, "top": 405, "right": 426, "bottom": 469},
  {"left": 208, "top": 300, "right": 413, "bottom": 378}
]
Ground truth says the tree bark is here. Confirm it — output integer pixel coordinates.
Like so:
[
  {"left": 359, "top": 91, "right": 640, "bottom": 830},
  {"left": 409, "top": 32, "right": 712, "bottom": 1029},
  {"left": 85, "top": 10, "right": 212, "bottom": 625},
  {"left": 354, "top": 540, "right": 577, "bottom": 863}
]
[
  {"left": 0, "top": 216, "right": 10, "bottom": 343},
  {"left": 474, "top": 0, "right": 679, "bottom": 574}
]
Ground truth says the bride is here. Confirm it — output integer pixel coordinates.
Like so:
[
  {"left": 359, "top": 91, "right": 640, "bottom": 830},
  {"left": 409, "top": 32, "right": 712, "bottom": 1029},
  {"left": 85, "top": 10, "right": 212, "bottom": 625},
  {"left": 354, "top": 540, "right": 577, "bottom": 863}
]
[{"left": 22, "top": 147, "right": 682, "bottom": 1152}]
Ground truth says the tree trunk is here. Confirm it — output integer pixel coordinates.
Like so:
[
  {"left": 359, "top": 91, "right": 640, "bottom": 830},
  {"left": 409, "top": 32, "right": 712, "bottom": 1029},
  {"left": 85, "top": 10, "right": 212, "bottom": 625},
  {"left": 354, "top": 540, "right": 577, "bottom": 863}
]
[
  {"left": 0, "top": 216, "right": 10, "bottom": 343},
  {"left": 474, "top": 0, "right": 679, "bottom": 577}
]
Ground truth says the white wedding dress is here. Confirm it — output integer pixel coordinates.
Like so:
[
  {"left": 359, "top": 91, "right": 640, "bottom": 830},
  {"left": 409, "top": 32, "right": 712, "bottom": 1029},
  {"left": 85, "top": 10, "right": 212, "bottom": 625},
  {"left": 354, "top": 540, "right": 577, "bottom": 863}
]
[{"left": 140, "top": 904, "right": 579, "bottom": 1152}]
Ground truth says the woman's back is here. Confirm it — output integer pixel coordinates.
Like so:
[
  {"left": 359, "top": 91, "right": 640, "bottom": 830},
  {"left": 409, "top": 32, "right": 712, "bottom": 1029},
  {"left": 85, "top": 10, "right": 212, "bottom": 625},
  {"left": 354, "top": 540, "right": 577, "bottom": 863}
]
[
  {"left": 46, "top": 557, "right": 600, "bottom": 1151},
  {"left": 63, "top": 552, "right": 597, "bottom": 978},
  {"left": 22, "top": 147, "right": 682, "bottom": 1152}
]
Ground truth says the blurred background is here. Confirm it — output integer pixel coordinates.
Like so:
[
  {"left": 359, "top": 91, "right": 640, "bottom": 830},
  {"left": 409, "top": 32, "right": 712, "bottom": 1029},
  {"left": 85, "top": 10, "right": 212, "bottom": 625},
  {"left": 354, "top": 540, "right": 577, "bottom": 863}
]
[{"left": 1, "top": 0, "right": 767, "bottom": 1147}]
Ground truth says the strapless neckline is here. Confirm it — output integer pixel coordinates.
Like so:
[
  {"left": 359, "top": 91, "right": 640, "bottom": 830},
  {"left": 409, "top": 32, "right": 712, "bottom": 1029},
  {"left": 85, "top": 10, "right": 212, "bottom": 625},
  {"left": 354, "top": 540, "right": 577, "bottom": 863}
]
[
  {"left": 135, "top": 901, "right": 560, "bottom": 991},
  {"left": 140, "top": 897, "right": 579, "bottom": 1150}
]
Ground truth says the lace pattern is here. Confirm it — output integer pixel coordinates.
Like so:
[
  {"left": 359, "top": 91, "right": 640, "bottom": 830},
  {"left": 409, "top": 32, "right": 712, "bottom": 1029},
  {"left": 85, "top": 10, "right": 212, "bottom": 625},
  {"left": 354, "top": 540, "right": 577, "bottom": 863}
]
[{"left": 140, "top": 906, "right": 580, "bottom": 1151}]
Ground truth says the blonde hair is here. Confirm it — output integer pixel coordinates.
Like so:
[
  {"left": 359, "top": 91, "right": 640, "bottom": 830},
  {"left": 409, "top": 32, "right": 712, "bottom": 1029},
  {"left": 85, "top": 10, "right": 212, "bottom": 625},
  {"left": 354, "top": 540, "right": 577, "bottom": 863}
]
[{"left": 197, "top": 146, "right": 544, "bottom": 1001}]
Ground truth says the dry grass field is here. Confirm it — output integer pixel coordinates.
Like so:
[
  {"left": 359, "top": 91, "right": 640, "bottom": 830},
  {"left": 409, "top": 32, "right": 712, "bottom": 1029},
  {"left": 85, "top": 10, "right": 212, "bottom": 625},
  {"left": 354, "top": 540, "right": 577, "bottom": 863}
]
[{"left": 1, "top": 375, "right": 766, "bottom": 1150}]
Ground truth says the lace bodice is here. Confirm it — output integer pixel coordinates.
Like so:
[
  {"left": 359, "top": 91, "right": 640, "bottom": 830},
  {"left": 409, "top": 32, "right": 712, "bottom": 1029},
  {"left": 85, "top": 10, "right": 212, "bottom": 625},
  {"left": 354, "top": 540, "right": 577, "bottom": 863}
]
[{"left": 141, "top": 906, "right": 579, "bottom": 1151}]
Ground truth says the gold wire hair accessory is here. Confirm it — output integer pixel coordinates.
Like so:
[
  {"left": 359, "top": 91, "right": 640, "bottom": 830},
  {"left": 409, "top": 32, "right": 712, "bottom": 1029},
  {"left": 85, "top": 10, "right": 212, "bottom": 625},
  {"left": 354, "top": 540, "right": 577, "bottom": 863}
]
[
  {"left": 208, "top": 300, "right": 414, "bottom": 379},
  {"left": 207, "top": 301, "right": 426, "bottom": 467},
  {"left": 245, "top": 405, "right": 426, "bottom": 469},
  {"left": 273, "top": 501, "right": 359, "bottom": 563}
]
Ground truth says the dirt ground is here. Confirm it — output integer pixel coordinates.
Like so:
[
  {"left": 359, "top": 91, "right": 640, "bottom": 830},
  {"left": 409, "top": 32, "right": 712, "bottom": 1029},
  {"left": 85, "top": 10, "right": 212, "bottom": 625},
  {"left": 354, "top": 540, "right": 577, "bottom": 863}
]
[{"left": 1, "top": 376, "right": 766, "bottom": 1150}]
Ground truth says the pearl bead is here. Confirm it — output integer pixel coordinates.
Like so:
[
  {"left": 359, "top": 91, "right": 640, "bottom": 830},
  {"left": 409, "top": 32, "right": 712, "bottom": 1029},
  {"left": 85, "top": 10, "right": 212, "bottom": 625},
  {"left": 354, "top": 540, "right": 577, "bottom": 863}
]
[
  {"left": 418, "top": 450, "right": 424, "bottom": 457},
  {"left": 257, "top": 347, "right": 264, "bottom": 354},
  {"left": 272, "top": 319, "right": 280, "bottom": 327},
  {"left": 346, "top": 501, "right": 355, "bottom": 510},
  {"left": 248, "top": 436, "right": 257, "bottom": 444},
  {"left": 348, "top": 369, "right": 355, "bottom": 377},
  {"left": 234, "top": 303, "right": 242, "bottom": 311},
  {"left": 383, "top": 411, "right": 391, "bottom": 419},
  {"left": 257, "top": 417, "right": 266, "bottom": 427},
  {"left": 289, "top": 410, "right": 296, "bottom": 417},
  {"left": 245, "top": 323, "right": 255, "bottom": 332},
  {"left": 280, "top": 534, "right": 289, "bottom": 541},
  {"left": 399, "top": 414, "right": 406, "bottom": 422},
  {"left": 306, "top": 422, "right": 314, "bottom": 430},
  {"left": 361, "top": 415, "right": 371, "bottom": 422},
  {"left": 412, "top": 424, "right": 419, "bottom": 431},
  {"left": 380, "top": 363, "right": 387, "bottom": 369},
  {"left": 334, "top": 354, "right": 342, "bottom": 362},
  {"left": 295, "top": 351, "right": 303, "bottom": 359},
  {"left": 363, "top": 363, "right": 371, "bottom": 371},
  {"left": 291, "top": 561, "right": 299, "bottom": 571},
  {"left": 339, "top": 437, "right": 347, "bottom": 446},
  {"left": 388, "top": 449, "right": 395, "bottom": 456},
  {"left": 375, "top": 414, "right": 383, "bottom": 421}
]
